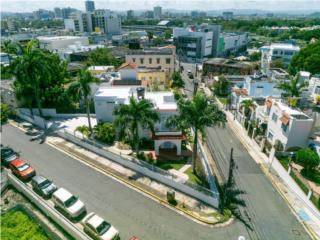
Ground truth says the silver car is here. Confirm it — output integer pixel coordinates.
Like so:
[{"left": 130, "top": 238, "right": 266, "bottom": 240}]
[{"left": 31, "top": 175, "right": 57, "bottom": 198}]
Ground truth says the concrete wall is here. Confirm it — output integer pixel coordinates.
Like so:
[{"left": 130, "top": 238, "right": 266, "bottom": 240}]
[{"left": 18, "top": 108, "right": 94, "bottom": 119}]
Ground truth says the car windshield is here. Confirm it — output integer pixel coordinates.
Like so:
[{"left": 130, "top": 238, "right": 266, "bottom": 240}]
[
  {"left": 39, "top": 179, "right": 51, "bottom": 189},
  {"left": 17, "top": 164, "right": 30, "bottom": 172},
  {"left": 96, "top": 221, "right": 111, "bottom": 235},
  {"left": 2, "top": 149, "right": 15, "bottom": 157},
  {"left": 65, "top": 196, "right": 78, "bottom": 208}
]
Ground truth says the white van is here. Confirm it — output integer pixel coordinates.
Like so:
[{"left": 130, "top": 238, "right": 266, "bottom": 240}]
[{"left": 52, "top": 188, "right": 86, "bottom": 219}]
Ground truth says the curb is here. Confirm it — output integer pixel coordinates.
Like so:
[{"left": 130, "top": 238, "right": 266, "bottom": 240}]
[{"left": 8, "top": 121, "right": 231, "bottom": 227}]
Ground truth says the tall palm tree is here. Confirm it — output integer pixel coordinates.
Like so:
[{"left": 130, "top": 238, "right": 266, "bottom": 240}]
[
  {"left": 277, "top": 74, "right": 307, "bottom": 97},
  {"left": 68, "top": 70, "right": 100, "bottom": 134},
  {"left": 113, "top": 96, "right": 159, "bottom": 155},
  {"left": 11, "top": 40, "right": 50, "bottom": 117},
  {"left": 240, "top": 99, "right": 255, "bottom": 119},
  {"left": 167, "top": 91, "right": 226, "bottom": 173}
]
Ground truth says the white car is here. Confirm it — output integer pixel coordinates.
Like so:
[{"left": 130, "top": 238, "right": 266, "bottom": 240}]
[
  {"left": 52, "top": 188, "right": 86, "bottom": 219},
  {"left": 82, "top": 212, "right": 119, "bottom": 240}
]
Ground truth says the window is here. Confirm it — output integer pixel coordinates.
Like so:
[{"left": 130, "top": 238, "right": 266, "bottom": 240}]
[
  {"left": 268, "top": 131, "right": 274, "bottom": 140},
  {"left": 156, "top": 58, "right": 160, "bottom": 64},
  {"left": 166, "top": 58, "right": 171, "bottom": 64},
  {"left": 281, "top": 123, "right": 288, "bottom": 132},
  {"left": 149, "top": 58, "right": 152, "bottom": 64},
  {"left": 140, "top": 58, "right": 144, "bottom": 64},
  {"left": 132, "top": 58, "right": 136, "bottom": 62},
  {"left": 272, "top": 113, "right": 278, "bottom": 122}
]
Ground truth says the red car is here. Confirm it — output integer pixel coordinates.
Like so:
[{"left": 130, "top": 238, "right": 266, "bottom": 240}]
[{"left": 10, "top": 159, "right": 36, "bottom": 181}]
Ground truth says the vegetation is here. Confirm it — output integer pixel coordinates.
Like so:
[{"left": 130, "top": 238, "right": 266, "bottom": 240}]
[
  {"left": 211, "top": 75, "right": 231, "bottom": 97},
  {"left": 249, "top": 52, "right": 261, "bottom": 62},
  {"left": 155, "top": 158, "right": 188, "bottom": 171},
  {"left": 240, "top": 99, "right": 255, "bottom": 118},
  {"left": 1, "top": 208, "right": 50, "bottom": 240},
  {"left": 86, "top": 48, "right": 123, "bottom": 68},
  {"left": 113, "top": 96, "right": 159, "bottom": 154},
  {"left": 93, "top": 122, "right": 116, "bottom": 145},
  {"left": 164, "top": 29, "right": 172, "bottom": 39},
  {"left": 288, "top": 42, "right": 320, "bottom": 75},
  {"left": 68, "top": 70, "right": 100, "bottom": 134},
  {"left": 270, "top": 58, "right": 284, "bottom": 69},
  {"left": 74, "top": 125, "right": 90, "bottom": 137},
  {"left": 168, "top": 91, "right": 226, "bottom": 173},
  {"left": 277, "top": 74, "right": 307, "bottom": 97},
  {"left": 171, "top": 71, "right": 185, "bottom": 89},
  {"left": 185, "top": 167, "right": 209, "bottom": 187},
  {"left": 1, "top": 103, "right": 10, "bottom": 126},
  {"left": 296, "top": 148, "right": 320, "bottom": 174},
  {"left": 9, "top": 40, "right": 71, "bottom": 115}
]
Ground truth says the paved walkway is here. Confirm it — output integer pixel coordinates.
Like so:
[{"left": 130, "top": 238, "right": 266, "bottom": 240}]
[{"left": 217, "top": 98, "right": 320, "bottom": 239}]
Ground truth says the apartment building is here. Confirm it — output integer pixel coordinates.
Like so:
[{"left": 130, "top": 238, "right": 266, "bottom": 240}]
[
  {"left": 94, "top": 87, "right": 183, "bottom": 155},
  {"left": 260, "top": 43, "right": 300, "bottom": 73},
  {"left": 125, "top": 46, "right": 176, "bottom": 73},
  {"left": 265, "top": 99, "right": 313, "bottom": 150},
  {"left": 217, "top": 32, "right": 250, "bottom": 57}
]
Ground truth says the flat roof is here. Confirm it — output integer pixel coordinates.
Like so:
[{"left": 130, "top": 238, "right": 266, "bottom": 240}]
[
  {"left": 275, "top": 101, "right": 311, "bottom": 119},
  {"left": 94, "top": 87, "right": 177, "bottom": 110},
  {"left": 37, "top": 36, "right": 87, "bottom": 41},
  {"left": 264, "top": 43, "right": 300, "bottom": 51}
]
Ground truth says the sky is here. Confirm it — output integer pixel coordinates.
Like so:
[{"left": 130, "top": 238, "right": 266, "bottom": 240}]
[{"left": 1, "top": 0, "right": 320, "bottom": 13}]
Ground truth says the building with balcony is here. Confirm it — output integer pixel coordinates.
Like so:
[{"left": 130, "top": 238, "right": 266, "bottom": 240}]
[
  {"left": 260, "top": 43, "right": 300, "bottom": 73},
  {"left": 265, "top": 99, "right": 314, "bottom": 150},
  {"left": 94, "top": 87, "right": 183, "bottom": 155}
]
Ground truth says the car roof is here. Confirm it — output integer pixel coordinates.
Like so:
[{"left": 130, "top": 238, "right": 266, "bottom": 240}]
[
  {"left": 32, "top": 175, "right": 47, "bottom": 184},
  {"left": 87, "top": 214, "right": 104, "bottom": 228},
  {"left": 10, "top": 159, "right": 26, "bottom": 167},
  {"left": 53, "top": 188, "right": 73, "bottom": 202}
]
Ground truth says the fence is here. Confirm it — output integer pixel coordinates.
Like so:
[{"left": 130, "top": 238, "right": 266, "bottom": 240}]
[
  {"left": 18, "top": 108, "right": 95, "bottom": 118},
  {"left": 58, "top": 129, "right": 220, "bottom": 208},
  {"left": 7, "top": 173, "right": 90, "bottom": 240}
]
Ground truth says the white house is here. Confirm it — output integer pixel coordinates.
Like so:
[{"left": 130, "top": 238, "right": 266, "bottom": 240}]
[
  {"left": 37, "top": 36, "right": 89, "bottom": 51},
  {"left": 260, "top": 43, "right": 300, "bottom": 73},
  {"left": 94, "top": 86, "right": 183, "bottom": 155},
  {"left": 266, "top": 99, "right": 314, "bottom": 150}
]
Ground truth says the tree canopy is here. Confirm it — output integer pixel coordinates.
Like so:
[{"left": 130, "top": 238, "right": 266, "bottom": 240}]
[
  {"left": 86, "top": 48, "right": 123, "bottom": 68},
  {"left": 289, "top": 42, "right": 320, "bottom": 75}
]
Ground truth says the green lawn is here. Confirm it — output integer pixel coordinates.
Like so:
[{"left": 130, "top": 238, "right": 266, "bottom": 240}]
[
  {"left": 185, "top": 167, "right": 209, "bottom": 188},
  {"left": 1, "top": 208, "right": 50, "bottom": 240},
  {"left": 155, "top": 158, "right": 188, "bottom": 171},
  {"left": 277, "top": 156, "right": 290, "bottom": 170},
  {"left": 218, "top": 97, "right": 228, "bottom": 105}
]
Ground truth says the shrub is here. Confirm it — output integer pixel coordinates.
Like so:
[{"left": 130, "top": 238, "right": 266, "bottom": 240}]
[
  {"left": 296, "top": 148, "right": 320, "bottom": 173},
  {"left": 93, "top": 122, "right": 116, "bottom": 145},
  {"left": 74, "top": 125, "right": 90, "bottom": 137}
]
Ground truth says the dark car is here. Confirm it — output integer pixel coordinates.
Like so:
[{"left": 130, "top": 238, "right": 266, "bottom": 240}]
[
  {"left": 188, "top": 73, "right": 194, "bottom": 79},
  {"left": 31, "top": 175, "right": 57, "bottom": 198},
  {"left": 1, "top": 146, "right": 19, "bottom": 167}
]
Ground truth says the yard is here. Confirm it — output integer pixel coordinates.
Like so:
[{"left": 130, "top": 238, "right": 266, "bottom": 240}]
[
  {"left": 154, "top": 158, "right": 189, "bottom": 171},
  {"left": 1, "top": 207, "right": 50, "bottom": 240}
]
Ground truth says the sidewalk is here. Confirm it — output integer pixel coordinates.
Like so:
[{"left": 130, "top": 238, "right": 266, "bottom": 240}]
[
  {"left": 214, "top": 96, "right": 320, "bottom": 239},
  {"left": 9, "top": 120, "right": 231, "bottom": 226}
]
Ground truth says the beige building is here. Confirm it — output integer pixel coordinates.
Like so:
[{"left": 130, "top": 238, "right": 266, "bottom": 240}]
[
  {"left": 137, "top": 67, "right": 170, "bottom": 87},
  {"left": 125, "top": 45, "right": 176, "bottom": 74}
]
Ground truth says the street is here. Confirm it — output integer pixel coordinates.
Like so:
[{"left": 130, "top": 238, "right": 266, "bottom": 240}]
[
  {"left": 2, "top": 124, "right": 249, "bottom": 240},
  {"left": 180, "top": 62, "right": 311, "bottom": 240}
]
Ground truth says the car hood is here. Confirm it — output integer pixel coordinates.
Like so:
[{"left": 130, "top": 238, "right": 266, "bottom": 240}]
[
  {"left": 101, "top": 226, "right": 119, "bottom": 240},
  {"left": 67, "top": 200, "right": 85, "bottom": 214}
]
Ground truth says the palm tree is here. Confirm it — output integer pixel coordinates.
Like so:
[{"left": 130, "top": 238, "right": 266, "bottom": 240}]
[
  {"left": 240, "top": 99, "right": 255, "bottom": 119},
  {"left": 113, "top": 96, "right": 159, "bottom": 155},
  {"left": 68, "top": 70, "right": 100, "bottom": 134},
  {"left": 277, "top": 74, "right": 307, "bottom": 97},
  {"left": 167, "top": 91, "right": 226, "bottom": 173},
  {"left": 11, "top": 40, "right": 51, "bottom": 117},
  {"left": 74, "top": 125, "right": 90, "bottom": 137}
]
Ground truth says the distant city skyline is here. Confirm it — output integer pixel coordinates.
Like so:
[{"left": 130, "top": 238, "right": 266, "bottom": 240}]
[{"left": 1, "top": 0, "right": 320, "bottom": 13}]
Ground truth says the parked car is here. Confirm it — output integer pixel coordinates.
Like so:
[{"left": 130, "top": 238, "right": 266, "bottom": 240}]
[
  {"left": 1, "top": 146, "right": 19, "bottom": 167},
  {"left": 52, "top": 188, "right": 86, "bottom": 219},
  {"left": 31, "top": 175, "right": 57, "bottom": 198},
  {"left": 9, "top": 159, "right": 36, "bottom": 181},
  {"left": 188, "top": 72, "right": 194, "bottom": 79},
  {"left": 82, "top": 212, "right": 119, "bottom": 240}
]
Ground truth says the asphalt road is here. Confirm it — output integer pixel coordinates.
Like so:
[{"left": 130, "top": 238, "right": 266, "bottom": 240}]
[
  {"left": 181, "top": 62, "right": 310, "bottom": 240},
  {"left": 2, "top": 124, "right": 250, "bottom": 240}
]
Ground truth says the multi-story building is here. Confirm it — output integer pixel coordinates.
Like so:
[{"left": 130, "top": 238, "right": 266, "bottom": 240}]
[
  {"left": 222, "top": 11, "right": 234, "bottom": 20},
  {"left": 144, "top": 11, "right": 154, "bottom": 19},
  {"left": 173, "top": 25, "right": 221, "bottom": 62},
  {"left": 265, "top": 99, "right": 313, "bottom": 150},
  {"left": 260, "top": 43, "right": 300, "bottom": 73},
  {"left": 37, "top": 36, "right": 89, "bottom": 51},
  {"left": 94, "top": 87, "right": 183, "bottom": 155},
  {"left": 125, "top": 45, "right": 176, "bottom": 73},
  {"left": 85, "top": 0, "right": 95, "bottom": 12},
  {"left": 217, "top": 32, "right": 250, "bottom": 57},
  {"left": 153, "top": 6, "right": 162, "bottom": 19},
  {"left": 54, "top": 8, "right": 62, "bottom": 18},
  {"left": 64, "top": 12, "right": 93, "bottom": 33},
  {"left": 127, "top": 10, "right": 134, "bottom": 19}
]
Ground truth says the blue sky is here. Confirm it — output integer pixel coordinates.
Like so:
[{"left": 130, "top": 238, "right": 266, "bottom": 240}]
[{"left": 1, "top": 0, "right": 320, "bottom": 12}]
